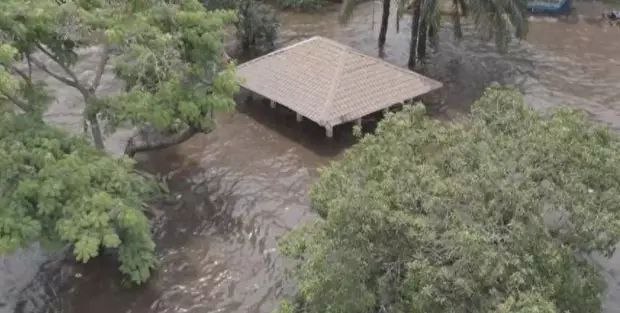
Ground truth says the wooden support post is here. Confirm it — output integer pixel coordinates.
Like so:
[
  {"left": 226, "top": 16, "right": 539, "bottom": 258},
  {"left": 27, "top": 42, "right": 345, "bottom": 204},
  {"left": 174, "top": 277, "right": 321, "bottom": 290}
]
[
  {"left": 296, "top": 113, "right": 303, "bottom": 122},
  {"left": 355, "top": 118, "right": 362, "bottom": 127},
  {"left": 270, "top": 100, "right": 276, "bottom": 109},
  {"left": 248, "top": 92, "right": 254, "bottom": 102},
  {"left": 325, "top": 126, "right": 333, "bottom": 138}
]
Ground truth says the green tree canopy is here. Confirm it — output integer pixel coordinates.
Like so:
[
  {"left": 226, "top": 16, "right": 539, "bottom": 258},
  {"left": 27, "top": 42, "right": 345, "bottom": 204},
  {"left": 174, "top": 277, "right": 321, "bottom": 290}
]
[
  {"left": 0, "top": 0, "right": 238, "bottom": 153},
  {"left": 235, "top": 0, "right": 279, "bottom": 55},
  {"left": 0, "top": 112, "right": 156, "bottom": 284},
  {"left": 205, "top": 0, "right": 279, "bottom": 56},
  {"left": 280, "top": 87, "right": 620, "bottom": 313},
  {"left": 0, "top": 0, "right": 239, "bottom": 284}
]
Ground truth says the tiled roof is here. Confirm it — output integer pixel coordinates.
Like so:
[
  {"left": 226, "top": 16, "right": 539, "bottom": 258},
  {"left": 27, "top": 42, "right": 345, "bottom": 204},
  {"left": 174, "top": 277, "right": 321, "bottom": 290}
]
[{"left": 236, "top": 36, "right": 442, "bottom": 127}]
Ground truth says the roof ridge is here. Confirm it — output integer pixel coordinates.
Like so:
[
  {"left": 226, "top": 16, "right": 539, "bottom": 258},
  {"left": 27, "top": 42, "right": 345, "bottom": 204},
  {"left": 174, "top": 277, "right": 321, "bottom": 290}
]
[
  {"left": 236, "top": 36, "right": 322, "bottom": 69},
  {"left": 316, "top": 36, "right": 441, "bottom": 85},
  {"left": 320, "top": 46, "right": 347, "bottom": 126},
  {"left": 237, "top": 36, "right": 439, "bottom": 84}
]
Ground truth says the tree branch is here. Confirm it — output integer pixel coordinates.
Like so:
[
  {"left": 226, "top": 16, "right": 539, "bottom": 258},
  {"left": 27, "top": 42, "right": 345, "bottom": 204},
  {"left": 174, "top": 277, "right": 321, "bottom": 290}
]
[
  {"left": 0, "top": 89, "right": 31, "bottom": 112},
  {"left": 90, "top": 44, "right": 110, "bottom": 93},
  {"left": 30, "top": 57, "right": 79, "bottom": 89},
  {"left": 35, "top": 43, "right": 81, "bottom": 84},
  {"left": 27, "top": 54, "right": 32, "bottom": 78},
  {"left": 9, "top": 65, "right": 31, "bottom": 84},
  {"left": 4, "top": 63, "right": 35, "bottom": 113},
  {"left": 124, "top": 126, "right": 199, "bottom": 156}
]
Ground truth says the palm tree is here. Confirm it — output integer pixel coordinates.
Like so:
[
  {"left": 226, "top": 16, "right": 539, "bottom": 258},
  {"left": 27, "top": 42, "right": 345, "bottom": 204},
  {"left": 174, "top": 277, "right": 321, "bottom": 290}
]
[
  {"left": 404, "top": 0, "right": 442, "bottom": 69},
  {"left": 340, "top": 0, "right": 392, "bottom": 49},
  {"left": 340, "top": 0, "right": 528, "bottom": 70},
  {"left": 404, "top": 0, "right": 528, "bottom": 70}
]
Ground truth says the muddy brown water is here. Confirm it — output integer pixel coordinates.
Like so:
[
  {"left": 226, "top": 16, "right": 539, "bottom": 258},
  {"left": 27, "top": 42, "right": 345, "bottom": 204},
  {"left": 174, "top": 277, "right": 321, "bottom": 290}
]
[{"left": 4, "top": 1, "right": 620, "bottom": 312}]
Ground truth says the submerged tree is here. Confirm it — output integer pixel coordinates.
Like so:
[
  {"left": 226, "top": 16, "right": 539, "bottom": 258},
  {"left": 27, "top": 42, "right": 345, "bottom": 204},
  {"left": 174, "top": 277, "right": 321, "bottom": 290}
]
[
  {"left": 234, "top": 0, "right": 279, "bottom": 55},
  {"left": 406, "top": 0, "right": 528, "bottom": 69},
  {"left": 0, "top": 0, "right": 238, "bottom": 154},
  {"left": 340, "top": 0, "right": 392, "bottom": 49},
  {"left": 0, "top": 111, "right": 157, "bottom": 284},
  {"left": 339, "top": 0, "right": 528, "bottom": 69},
  {"left": 279, "top": 87, "right": 620, "bottom": 312},
  {"left": 205, "top": 0, "right": 279, "bottom": 57}
]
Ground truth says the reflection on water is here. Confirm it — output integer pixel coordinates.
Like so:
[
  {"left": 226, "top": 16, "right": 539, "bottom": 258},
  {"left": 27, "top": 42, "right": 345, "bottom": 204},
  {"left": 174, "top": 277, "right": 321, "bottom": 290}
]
[{"left": 7, "top": 1, "right": 620, "bottom": 313}]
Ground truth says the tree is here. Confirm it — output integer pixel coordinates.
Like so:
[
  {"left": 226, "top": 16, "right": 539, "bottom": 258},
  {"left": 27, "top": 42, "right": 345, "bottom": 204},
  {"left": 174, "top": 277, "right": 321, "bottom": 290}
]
[
  {"left": 279, "top": 87, "right": 620, "bottom": 313},
  {"left": 0, "top": 0, "right": 238, "bottom": 284},
  {"left": 276, "top": 0, "right": 326, "bottom": 11},
  {"left": 205, "top": 0, "right": 280, "bottom": 57},
  {"left": 340, "top": 0, "right": 392, "bottom": 49},
  {"left": 235, "top": 0, "right": 279, "bottom": 55},
  {"left": 2, "top": 48, "right": 157, "bottom": 283},
  {"left": 406, "top": 0, "right": 528, "bottom": 69},
  {"left": 338, "top": 0, "right": 527, "bottom": 69},
  {"left": 0, "top": 111, "right": 157, "bottom": 284},
  {"left": 206, "top": 0, "right": 279, "bottom": 56},
  {"left": 224, "top": 0, "right": 280, "bottom": 54},
  {"left": 0, "top": 0, "right": 239, "bottom": 153}
]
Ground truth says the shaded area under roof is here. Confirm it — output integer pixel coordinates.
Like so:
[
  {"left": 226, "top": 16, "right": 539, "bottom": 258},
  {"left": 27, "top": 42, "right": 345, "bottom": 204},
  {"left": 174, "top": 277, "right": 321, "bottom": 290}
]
[{"left": 236, "top": 36, "right": 442, "bottom": 128}]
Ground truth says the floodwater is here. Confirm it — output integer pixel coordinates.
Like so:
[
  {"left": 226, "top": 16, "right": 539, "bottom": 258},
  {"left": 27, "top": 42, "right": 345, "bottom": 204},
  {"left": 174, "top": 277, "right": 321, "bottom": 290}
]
[{"left": 4, "top": 1, "right": 620, "bottom": 312}]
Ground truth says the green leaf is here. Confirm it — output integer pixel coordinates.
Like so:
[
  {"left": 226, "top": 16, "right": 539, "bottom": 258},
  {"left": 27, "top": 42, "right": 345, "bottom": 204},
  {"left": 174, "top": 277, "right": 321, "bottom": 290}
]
[
  {"left": 281, "top": 86, "right": 616, "bottom": 313},
  {"left": 0, "top": 113, "right": 157, "bottom": 284},
  {"left": 102, "top": 232, "right": 121, "bottom": 248}
]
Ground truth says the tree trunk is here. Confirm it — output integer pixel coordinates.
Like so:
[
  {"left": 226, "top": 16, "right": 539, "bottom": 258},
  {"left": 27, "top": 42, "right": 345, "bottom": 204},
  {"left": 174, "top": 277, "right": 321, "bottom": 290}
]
[
  {"left": 83, "top": 91, "right": 105, "bottom": 151},
  {"left": 452, "top": 0, "right": 463, "bottom": 39},
  {"left": 408, "top": 0, "right": 421, "bottom": 70},
  {"left": 89, "top": 117, "right": 105, "bottom": 150},
  {"left": 428, "top": 23, "right": 439, "bottom": 49},
  {"left": 124, "top": 126, "right": 199, "bottom": 156},
  {"left": 378, "top": 0, "right": 390, "bottom": 49},
  {"left": 417, "top": 15, "right": 428, "bottom": 60}
]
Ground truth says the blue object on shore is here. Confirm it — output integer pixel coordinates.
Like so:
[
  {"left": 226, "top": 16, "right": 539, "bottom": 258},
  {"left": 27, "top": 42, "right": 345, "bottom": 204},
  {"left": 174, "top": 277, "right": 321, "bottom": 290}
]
[{"left": 527, "top": 0, "right": 572, "bottom": 15}]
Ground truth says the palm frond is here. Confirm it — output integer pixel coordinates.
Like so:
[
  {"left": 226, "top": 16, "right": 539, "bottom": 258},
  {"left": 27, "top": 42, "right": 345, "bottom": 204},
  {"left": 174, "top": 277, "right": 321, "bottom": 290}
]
[
  {"left": 467, "top": 0, "right": 500, "bottom": 40},
  {"left": 419, "top": 0, "right": 440, "bottom": 54},
  {"left": 457, "top": 0, "right": 468, "bottom": 16},
  {"left": 472, "top": 0, "right": 528, "bottom": 38},
  {"left": 427, "top": 0, "right": 441, "bottom": 48},
  {"left": 487, "top": 0, "right": 511, "bottom": 52},
  {"left": 503, "top": 0, "right": 528, "bottom": 39},
  {"left": 420, "top": 0, "right": 439, "bottom": 25}
]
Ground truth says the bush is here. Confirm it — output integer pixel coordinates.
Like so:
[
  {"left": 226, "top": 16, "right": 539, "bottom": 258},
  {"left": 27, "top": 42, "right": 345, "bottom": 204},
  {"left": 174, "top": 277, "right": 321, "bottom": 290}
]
[
  {"left": 279, "top": 87, "right": 620, "bottom": 313},
  {"left": 276, "top": 0, "right": 326, "bottom": 10}
]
